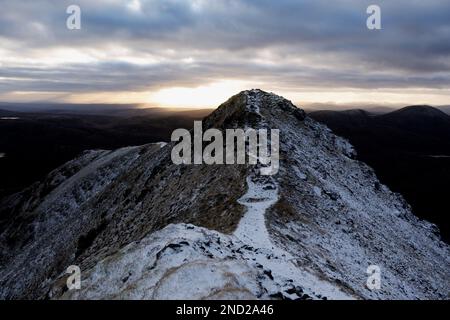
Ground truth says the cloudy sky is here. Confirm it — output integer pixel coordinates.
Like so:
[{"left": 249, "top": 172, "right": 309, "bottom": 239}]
[{"left": 0, "top": 0, "right": 449, "bottom": 108}]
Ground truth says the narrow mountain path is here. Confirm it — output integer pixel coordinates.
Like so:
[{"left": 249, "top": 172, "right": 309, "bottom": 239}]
[
  {"left": 234, "top": 175, "right": 278, "bottom": 249},
  {"left": 233, "top": 172, "right": 353, "bottom": 299},
  {"left": 232, "top": 90, "right": 353, "bottom": 299}
]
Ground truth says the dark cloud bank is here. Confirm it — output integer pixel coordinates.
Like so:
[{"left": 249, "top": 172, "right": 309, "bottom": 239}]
[{"left": 0, "top": 0, "right": 449, "bottom": 102}]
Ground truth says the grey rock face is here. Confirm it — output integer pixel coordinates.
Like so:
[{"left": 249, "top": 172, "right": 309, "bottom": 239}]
[{"left": 0, "top": 89, "right": 448, "bottom": 300}]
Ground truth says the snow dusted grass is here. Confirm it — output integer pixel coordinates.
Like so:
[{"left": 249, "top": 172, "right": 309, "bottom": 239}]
[
  {"left": 266, "top": 113, "right": 450, "bottom": 299},
  {"left": 40, "top": 145, "right": 142, "bottom": 212}
]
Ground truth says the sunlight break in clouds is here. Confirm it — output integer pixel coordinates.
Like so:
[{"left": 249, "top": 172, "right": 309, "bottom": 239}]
[{"left": 148, "top": 80, "right": 253, "bottom": 108}]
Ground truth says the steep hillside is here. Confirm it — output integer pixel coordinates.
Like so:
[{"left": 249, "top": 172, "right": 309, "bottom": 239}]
[{"left": 310, "top": 106, "right": 450, "bottom": 242}]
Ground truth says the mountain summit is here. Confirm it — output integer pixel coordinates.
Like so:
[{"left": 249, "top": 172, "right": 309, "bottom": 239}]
[
  {"left": 387, "top": 105, "right": 449, "bottom": 118},
  {"left": 0, "top": 89, "right": 448, "bottom": 300}
]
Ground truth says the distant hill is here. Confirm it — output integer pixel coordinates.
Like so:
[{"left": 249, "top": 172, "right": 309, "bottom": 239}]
[
  {"left": 382, "top": 105, "right": 450, "bottom": 120},
  {"left": 0, "top": 102, "right": 140, "bottom": 113},
  {"left": 437, "top": 105, "right": 450, "bottom": 115}
]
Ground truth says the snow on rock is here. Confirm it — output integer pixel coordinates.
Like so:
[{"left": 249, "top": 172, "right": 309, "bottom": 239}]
[
  {"left": 59, "top": 224, "right": 259, "bottom": 300},
  {"left": 59, "top": 222, "right": 350, "bottom": 300},
  {"left": 313, "top": 186, "right": 322, "bottom": 197},
  {"left": 156, "top": 142, "right": 168, "bottom": 148}
]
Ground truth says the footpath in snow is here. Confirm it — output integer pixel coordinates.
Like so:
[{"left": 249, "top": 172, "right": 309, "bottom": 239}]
[{"left": 233, "top": 90, "right": 353, "bottom": 299}]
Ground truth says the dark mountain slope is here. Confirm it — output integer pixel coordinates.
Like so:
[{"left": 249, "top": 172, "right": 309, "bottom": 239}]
[{"left": 310, "top": 105, "right": 450, "bottom": 242}]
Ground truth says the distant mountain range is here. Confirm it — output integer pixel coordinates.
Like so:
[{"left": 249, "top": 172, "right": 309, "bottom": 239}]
[
  {"left": 2, "top": 101, "right": 449, "bottom": 115},
  {"left": 303, "top": 103, "right": 450, "bottom": 115},
  {"left": 309, "top": 105, "right": 450, "bottom": 243}
]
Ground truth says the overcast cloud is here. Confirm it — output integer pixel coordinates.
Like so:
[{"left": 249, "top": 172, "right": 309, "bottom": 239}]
[{"left": 0, "top": 0, "right": 449, "bottom": 106}]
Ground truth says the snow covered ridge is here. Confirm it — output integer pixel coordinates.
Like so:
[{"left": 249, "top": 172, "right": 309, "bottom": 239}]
[{"left": 0, "top": 89, "right": 449, "bottom": 300}]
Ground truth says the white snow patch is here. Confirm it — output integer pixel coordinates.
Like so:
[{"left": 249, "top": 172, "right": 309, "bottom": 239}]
[
  {"left": 313, "top": 186, "right": 322, "bottom": 196},
  {"left": 293, "top": 166, "right": 307, "bottom": 180}
]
